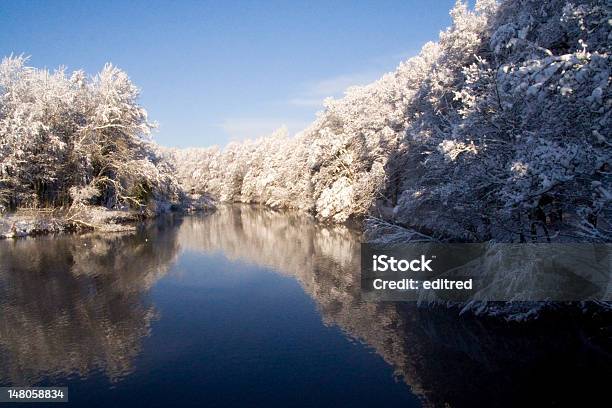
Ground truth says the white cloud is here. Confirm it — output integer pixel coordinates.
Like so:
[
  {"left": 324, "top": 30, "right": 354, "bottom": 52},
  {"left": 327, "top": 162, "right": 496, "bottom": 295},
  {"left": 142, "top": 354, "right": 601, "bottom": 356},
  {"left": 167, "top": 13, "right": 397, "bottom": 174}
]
[
  {"left": 308, "top": 72, "right": 377, "bottom": 95},
  {"left": 287, "top": 50, "right": 419, "bottom": 109},
  {"left": 218, "top": 117, "right": 310, "bottom": 141},
  {"left": 379, "top": 49, "right": 419, "bottom": 64},
  {"left": 287, "top": 97, "right": 322, "bottom": 107},
  {"left": 289, "top": 71, "right": 380, "bottom": 108},
  {"left": 219, "top": 52, "right": 414, "bottom": 141}
]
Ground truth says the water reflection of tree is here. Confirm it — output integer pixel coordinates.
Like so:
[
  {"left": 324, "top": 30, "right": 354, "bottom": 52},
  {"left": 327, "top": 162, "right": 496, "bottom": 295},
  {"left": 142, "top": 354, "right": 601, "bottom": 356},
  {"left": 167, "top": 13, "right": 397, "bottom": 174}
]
[
  {"left": 1, "top": 207, "right": 607, "bottom": 405},
  {"left": 180, "top": 205, "right": 610, "bottom": 408},
  {"left": 0, "top": 217, "right": 182, "bottom": 385}
]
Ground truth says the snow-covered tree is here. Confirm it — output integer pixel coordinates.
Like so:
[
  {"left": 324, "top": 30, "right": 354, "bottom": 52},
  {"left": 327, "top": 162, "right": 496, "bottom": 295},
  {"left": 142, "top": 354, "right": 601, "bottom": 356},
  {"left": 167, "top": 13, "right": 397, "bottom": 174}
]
[
  {"left": 0, "top": 56, "right": 184, "bottom": 214},
  {"left": 391, "top": 0, "right": 611, "bottom": 242},
  {"left": 174, "top": 0, "right": 609, "bottom": 243}
]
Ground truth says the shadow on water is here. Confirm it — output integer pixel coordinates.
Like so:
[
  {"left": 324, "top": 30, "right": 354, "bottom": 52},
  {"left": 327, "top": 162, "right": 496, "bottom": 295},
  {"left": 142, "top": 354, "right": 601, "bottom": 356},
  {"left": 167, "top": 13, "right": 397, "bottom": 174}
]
[{"left": 0, "top": 205, "right": 609, "bottom": 407}]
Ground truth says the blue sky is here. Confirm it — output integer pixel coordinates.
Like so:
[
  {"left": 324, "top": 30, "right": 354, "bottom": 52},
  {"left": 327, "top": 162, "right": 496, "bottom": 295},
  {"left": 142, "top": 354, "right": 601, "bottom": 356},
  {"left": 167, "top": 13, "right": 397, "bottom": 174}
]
[{"left": 1, "top": 0, "right": 457, "bottom": 147}]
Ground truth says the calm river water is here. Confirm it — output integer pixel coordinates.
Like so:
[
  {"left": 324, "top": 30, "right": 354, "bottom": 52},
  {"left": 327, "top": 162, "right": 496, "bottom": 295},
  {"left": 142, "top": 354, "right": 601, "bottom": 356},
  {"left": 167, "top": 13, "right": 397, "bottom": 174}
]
[{"left": 0, "top": 205, "right": 609, "bottom": 407}]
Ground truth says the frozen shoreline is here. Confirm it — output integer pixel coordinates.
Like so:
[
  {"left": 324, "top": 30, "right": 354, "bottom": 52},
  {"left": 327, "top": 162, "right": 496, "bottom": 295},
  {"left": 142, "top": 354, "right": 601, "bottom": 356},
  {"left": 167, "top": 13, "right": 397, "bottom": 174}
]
[
  {"left": 0, "top": 196, "right": 215, "bottom": 239},
  {"left": 0, "top": 207, "right": 144, "bottom": 239}
]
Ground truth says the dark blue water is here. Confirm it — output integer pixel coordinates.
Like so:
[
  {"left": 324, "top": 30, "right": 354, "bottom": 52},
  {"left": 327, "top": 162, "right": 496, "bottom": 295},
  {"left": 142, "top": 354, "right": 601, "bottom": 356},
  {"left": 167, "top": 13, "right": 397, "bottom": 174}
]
[
  {"left": 0, "top": 207, "right": 419, "bottom": 407},
  {"left": 0, "top": 206, "right": 609, "bottom": 407}
]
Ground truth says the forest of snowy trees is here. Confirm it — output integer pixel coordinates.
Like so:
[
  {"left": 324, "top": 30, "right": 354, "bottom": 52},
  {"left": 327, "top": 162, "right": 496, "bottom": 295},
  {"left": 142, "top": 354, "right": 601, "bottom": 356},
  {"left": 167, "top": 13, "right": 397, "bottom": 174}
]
[
  {"left": 169, "top": 0, "right": 611, "bottom": 243},
  {"left": 0, "top": 56, "right": 186, "bottom": 219},
  {"left": 1, "top": 0, "right": 610, "bottom": 243}
]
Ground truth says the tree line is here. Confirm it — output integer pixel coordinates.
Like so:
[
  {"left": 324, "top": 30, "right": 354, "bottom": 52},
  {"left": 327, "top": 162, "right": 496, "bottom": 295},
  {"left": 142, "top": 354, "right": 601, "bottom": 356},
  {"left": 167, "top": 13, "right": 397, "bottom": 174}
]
[{"left": 169, "top": 0, "right": 610, "bottom": 242}]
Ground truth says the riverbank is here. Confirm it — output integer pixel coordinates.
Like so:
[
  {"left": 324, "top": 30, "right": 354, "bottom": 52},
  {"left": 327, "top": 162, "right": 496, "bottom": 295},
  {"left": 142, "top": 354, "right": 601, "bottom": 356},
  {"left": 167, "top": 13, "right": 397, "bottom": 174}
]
[
  {"left": 0, "top": 194, "right": 215, "bottom": 239},
  {"left": 0, "top": 207, "right": 143, "bottom": 239}
]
